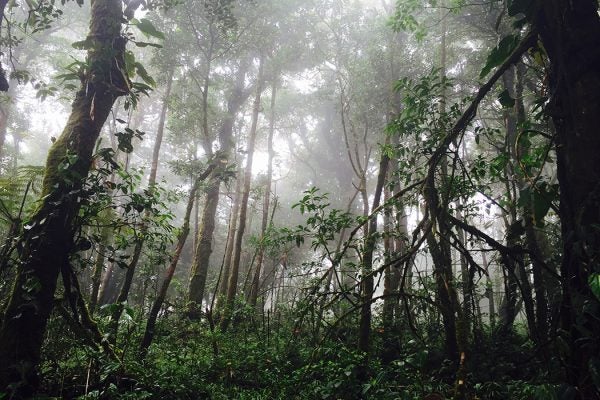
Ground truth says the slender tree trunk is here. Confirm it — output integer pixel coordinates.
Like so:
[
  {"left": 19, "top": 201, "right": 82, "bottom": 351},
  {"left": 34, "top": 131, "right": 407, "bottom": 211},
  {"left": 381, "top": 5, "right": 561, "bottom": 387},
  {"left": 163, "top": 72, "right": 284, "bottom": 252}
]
[
  {"left": 0, "top": 83, "right": 15, "bottom": 164},
  {"left": 187, "top": 183, "right": 220, "bottom": 318},
  {"left": 149, "top": 68, "right": 175, "bottom": 187},
  {"left": 481, "top": 251, "right": 495, "bottom": 329},
  {"left": 382, "top": 180, "right": 404, "bottom": 364},
  {"left": 0, "top": 0, "right": 130, "bottom": 394},
  {"left": 498, "top": 219, "right": 521, "bottom": 335},
  {"left": 423, "top": 11, "right": 460, "bottom": 364},
  {"left": 139, "top": 161, "right": 216, "bottom": 353},
  {"left": 187, "top": 60, "right": 251, "bottom": 319},
  {"left": 107, "top": 68, "right": 174, "bottom": 340},
  {"left": 514, "top": 62, "right": 550, "bottom": 346},
  {"left": 221, "top": 58, "right": 264, "bottom": 331},
  {"left": 89, "top": 220, "right": 112, "bottom": 314},
  {"left": 358, "top": 143, "right": 389, "bottom": 379},
  {"left": 216, "top": 167, "right": 242, "bottom": 310},
  {"left": 97, "top": 261, "right": 117, "bottom": 306},
  {"left": 0, "top": 0, "right": 9, "bottom": 92},
  {"left": 249, "top": 81, "right": 277, "bottom": 309}
]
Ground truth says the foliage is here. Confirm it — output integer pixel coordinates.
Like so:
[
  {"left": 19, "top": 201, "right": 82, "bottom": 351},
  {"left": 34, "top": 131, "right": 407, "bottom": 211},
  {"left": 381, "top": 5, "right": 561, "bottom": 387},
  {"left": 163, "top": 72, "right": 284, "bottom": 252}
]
[{"left": 0, "top": 0, "right": 595, "bottom": 398}]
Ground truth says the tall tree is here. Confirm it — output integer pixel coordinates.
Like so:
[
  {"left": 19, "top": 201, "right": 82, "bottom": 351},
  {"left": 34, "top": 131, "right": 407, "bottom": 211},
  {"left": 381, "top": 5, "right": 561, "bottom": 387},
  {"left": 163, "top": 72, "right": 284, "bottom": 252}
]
[
  {"left": 248, "top": 80, "right": 277, "bottom": 309},
  {"left": 532, "top": 1, "right": 600, "bottom": 397},
  {"left": 220, "top": 56, "right": 265, "bottom": 330},
  {"left": 0, "top": 0, "right": 135, "bottom": 394},
  {"left": 187, "top": 58, "right": 251, "bottom": 318}
]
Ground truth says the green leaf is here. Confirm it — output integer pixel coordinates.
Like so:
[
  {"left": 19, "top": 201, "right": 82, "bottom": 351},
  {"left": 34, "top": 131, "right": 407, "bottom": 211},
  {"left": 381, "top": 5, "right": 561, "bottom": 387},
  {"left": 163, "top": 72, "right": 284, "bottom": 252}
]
[
  {"left": 589, "top": 273, "right": 600, "bottom": 302},
  {"left": 55, "top": 72, "right": 79, "bottom": 82},
  {"left": 480, "top": 35, "right": 520, "bottom": 79},
  {"left": 134, "top": 62, "right": 156, "bottom": 87},
  {"left": 133, "top": 18, "right": 165, "bottom": 40},
  {"left": 530, "top": 183, "right": 559, "bottom": 226},
  {"left": 498, "top": 89, "right": 516, "bottom": 108},
  {"left": 124, "top": 50, "right": 136, "bottom": 76},
  {"left": 134, "top": 41, "right": 163, "bottom": 48}
]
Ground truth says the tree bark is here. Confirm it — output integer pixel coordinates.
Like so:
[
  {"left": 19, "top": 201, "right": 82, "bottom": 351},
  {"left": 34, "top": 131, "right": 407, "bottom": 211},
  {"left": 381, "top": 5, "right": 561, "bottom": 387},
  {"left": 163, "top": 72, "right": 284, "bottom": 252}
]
[
  {"left": 216, "top": 167, "right": 242, "bottom": 310},
  {"left": 358, "top": 143, "right": 389, "bottom": 380},
  {"left": 107, "top": 67, "right": 174, "bottom": 340},
  {"left": 187, "top": 59, "right": 251, "bottom": 319},
  {"left": 534, "top": 2, "right": 600, "bottom": 397},
  {"left": 0, "top": 0, "right": 129, "bottom": 394},
  {"left": 249, "top": 80, "right": 277, "bottom": 309},
  {"left": 89, "top": 222, "right": 112, "bottom": 314},
  {"left": 139, "top": 161, "right": 215, "bottom": 354},
  {"left": 0, "top": 0, "right": 10, "bottom": 92},
  {"left": 220, "top": 57, "right": 264, "bottom": 331}
]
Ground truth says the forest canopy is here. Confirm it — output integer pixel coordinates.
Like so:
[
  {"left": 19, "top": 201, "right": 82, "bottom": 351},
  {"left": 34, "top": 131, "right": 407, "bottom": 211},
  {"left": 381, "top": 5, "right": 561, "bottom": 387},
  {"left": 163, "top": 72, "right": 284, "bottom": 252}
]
[{"left": 0, "top": 0, "right": 599, "bottom": 399}]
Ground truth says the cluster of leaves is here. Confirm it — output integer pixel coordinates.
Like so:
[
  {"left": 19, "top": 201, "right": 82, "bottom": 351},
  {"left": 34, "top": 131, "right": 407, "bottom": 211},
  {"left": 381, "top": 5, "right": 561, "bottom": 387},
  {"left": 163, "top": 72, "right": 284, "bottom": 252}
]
[
  {"left": 0, "top": 165, "right": 45, "bottom": 224},
  {"left": 388, "top": 0, "right": 466, "bottom": 40},
  {"left": 70, "top": 147, "right": 178, "bottom": 272},
  {"left": 36, "top": 301, "right": 571, "bottom": 400}
]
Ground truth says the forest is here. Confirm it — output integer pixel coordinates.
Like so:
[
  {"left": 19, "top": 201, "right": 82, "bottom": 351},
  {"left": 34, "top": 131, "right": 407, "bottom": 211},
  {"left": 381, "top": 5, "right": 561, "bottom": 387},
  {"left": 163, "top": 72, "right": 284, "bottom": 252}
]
[{"left": 0, "top": 0, "right": 599, "bottom": 399}]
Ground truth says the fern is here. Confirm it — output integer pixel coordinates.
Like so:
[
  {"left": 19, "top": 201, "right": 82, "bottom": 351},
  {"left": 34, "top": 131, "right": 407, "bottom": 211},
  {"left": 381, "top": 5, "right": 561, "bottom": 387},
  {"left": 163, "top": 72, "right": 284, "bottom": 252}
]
[{"left": 0, "top": 165, "right": 45, "bottom": 224}]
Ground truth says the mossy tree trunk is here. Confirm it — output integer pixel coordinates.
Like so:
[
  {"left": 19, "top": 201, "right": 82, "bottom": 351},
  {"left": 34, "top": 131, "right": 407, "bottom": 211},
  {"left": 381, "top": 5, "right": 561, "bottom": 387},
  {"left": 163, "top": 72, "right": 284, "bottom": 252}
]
[
  {"left": 0, "top": 0, "right": 129, "bottom": 395},
  {"left": 220, "top": 57, "right": 264, "bottom": 331},
  {"left": 187, "top": 59, "right": 251, "bottom": 319}
]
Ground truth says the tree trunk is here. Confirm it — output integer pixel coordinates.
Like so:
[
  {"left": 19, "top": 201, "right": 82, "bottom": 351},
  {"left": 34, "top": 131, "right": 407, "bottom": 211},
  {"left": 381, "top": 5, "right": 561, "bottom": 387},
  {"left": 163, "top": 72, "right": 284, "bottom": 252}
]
[
  {"left": 97, "top": 260, "right": 118, "bottom": 306},
  {"left": 139, "top": 161, "right": 216, "bottom": 354},
  {"left": 216, "top": 167, "right": 242, "bottom": 311},
  {"left": 0, "top": 0, "right": 10, "bottom": 92},
  {"left": 382, "top": 176, "right": 404, "bottom": 364},
  {"left": 358, "top": 144, "right": 389, "bottom": 379},
  {"left": 0, "top": 82, "right": 16, "bottom": 164},
  {"left": 107, "top": 67, "right": 174, "bottom": 339},
  {"left": 0, "top": 0, "right": 129, "bottom": 394},
  {"left": 149, "top": 68, "right": 175, "bottom": 187},
  {"left": 220, "top": 58, "right": 264, "bottom": 331},
  {"left": 186, "top": 182, "right": 220, "bottom": 318},
  {"left": 187, "top": 59, "right": 251, "bottom": 319},
  {"left": 534, "top": 2, "right": 600, "bottom": 397},
  {"left": 89, "top": 221, "right": 112, "bottom": 314},
  {"left": 249, "top": 80, "right": 277, "bottom": 309}
]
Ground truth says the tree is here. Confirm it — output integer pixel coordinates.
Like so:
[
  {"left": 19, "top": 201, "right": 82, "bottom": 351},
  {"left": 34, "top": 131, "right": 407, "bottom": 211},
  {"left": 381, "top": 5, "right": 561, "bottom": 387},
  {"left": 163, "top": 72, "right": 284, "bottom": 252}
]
[
  {"left": 531, "top": 1, "right": 600, "bottom": 397},
  {"left": 220, "top": 56, "right": 265, "bottom": 330},
  {"left": 0, "top": 0, "right": 138, "bottom": 395}
]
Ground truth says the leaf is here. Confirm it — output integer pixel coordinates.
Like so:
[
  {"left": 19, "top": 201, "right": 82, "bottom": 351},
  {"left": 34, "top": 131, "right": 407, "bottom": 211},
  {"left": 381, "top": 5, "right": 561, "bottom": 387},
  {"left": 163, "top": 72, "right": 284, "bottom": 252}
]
[
  {"left": 134, "top": 41, "right": 163, "bottom": 48},
  {"left": 134, "top": 62, "right": 156, "bottom": 87},
  {"left": 530, "top": 183, "right": 559, "bottom": 226},
  {"left": 480, "top": 35, "right": 520, "bottom": 79},
  {"left": 124, "top": 50, "right": 136, "bottom": 77},
  {"left": 55, "top": 72, "right": 80, "bottom": 82},
  {"left": 133, "top": 18, "right": 165, "bottom": 40},
  {"left": 498, "top": 89, "right": 516, "bottom": 108}
]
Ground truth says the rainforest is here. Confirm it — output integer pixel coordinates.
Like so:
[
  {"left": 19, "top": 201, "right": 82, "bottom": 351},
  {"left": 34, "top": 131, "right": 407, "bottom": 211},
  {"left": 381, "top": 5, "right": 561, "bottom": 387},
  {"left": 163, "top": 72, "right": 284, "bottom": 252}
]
[{"left": 0, "top": 0, "right": 599, "bottom": 399}]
